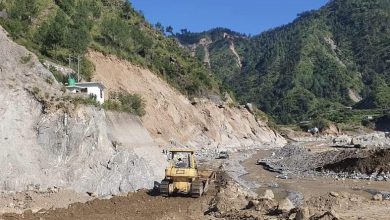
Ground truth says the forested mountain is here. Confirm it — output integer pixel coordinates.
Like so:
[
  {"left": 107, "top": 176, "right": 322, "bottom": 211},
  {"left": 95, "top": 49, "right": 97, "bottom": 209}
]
[
  {"left": 0, "top": 0, "right": 222, "bottom": 97},
  {"left": 178, "top": 0, "right": 390, "bottom": 124}
]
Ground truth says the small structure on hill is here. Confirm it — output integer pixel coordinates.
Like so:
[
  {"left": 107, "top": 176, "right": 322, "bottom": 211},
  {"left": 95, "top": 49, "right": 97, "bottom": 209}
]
[{"left": 66, "top": 79, "right": 105, "bottom": 104}]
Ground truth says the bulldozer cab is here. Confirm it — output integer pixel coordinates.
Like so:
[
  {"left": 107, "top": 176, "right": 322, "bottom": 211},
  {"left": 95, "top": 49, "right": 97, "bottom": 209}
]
[{"left": 168, "top": 149, "right": 196, "bottom": 169}]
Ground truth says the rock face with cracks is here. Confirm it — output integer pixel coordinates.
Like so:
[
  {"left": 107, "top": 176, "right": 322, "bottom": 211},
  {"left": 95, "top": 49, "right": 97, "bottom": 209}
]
[{"left": 0, "top": 26, "right": 165, "bottom": 196}]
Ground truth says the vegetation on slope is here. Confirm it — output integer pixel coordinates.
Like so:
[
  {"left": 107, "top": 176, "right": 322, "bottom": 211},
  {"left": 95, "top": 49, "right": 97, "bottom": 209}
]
[
  {"left": 0, "top": 0, "right": 222, "bottom": 97},
  {"left": 176, "top": 28, "right": 248, "bottom": 83},
  {"left": 178, "top": 0, "right": 390, "bottom": 124}
]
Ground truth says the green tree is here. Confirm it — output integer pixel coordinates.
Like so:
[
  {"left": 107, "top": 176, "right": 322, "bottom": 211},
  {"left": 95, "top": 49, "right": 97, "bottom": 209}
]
[
  {"left": 54, "top": 0, "right": 76, "bottom": 14},
  {"left": 155, "top": 22, "right": 164, "bottom": 34},
  {"left": 122, "top": 1, "right": 132, "bottom": 19},
  {"left": 101, "top": 15, "right": 131, "bottom": 47},
  {"left": 166, "top": 25, "right": 174, "bottom": 35},
  {"left": 37, "top": 10, "right": 69, "bottom": 54}
]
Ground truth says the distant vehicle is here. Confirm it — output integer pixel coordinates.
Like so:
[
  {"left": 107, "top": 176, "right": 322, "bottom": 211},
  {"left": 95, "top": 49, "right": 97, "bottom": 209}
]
[
  {"left": 308, "top": 127, "right": 319, "bottom": 135},
  {"left": 217, "top": 151, "right": 229, "bottom": 159}
]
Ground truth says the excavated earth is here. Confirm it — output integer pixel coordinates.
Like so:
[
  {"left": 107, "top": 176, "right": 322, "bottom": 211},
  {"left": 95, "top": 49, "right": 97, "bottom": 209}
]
[{"left": 1, "top": 189, "right": 215, "bottom": 220}]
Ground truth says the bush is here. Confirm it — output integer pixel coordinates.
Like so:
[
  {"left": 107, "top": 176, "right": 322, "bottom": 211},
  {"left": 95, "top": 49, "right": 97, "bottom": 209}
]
[
  {"left": 70, "top": 96, "right": 100, "bottom": 107},
  {"left": 20, "top": 54, "right": 32, "bottom": 64},
  {"left": 80, "top": 57, "right": 95, "bottom": 81},
  {"left": 311, "top": 118, "right": 330, "bottom": 132},
  {"left": 49, "top": 66, "right": 67, "bottom": 84},
  {"left": 103, "top": 92, "right": 146, "bottom": 116}
]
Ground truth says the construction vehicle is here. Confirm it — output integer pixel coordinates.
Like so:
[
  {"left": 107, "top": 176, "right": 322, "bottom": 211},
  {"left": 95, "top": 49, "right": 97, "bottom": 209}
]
[
  {"left": 160, "top": 149, "right": 215, "bottom": 197},
  {"left": 217, "top": 151, "right": 229, "bottom": 159}
]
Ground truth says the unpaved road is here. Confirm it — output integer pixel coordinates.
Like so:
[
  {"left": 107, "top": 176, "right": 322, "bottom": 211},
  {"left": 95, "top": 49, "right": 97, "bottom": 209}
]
[
  {"left": 1, "top": 163, "right": 224, "bottom": 220},
  {"left": 2, "top": 188, "right": 215, "bottom": 220}
]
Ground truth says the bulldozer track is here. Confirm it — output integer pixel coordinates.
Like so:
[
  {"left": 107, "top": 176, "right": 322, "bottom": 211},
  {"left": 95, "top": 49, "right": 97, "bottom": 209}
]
[
  {"left": 190, "top": 180, "right": 203, "bottom": 198},
  {"left": 159, "top": 180, "right": 170, "bottom": 197}
]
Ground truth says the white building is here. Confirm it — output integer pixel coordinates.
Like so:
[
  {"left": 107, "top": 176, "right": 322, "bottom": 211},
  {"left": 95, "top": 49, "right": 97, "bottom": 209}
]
[{"left": 66, "top": 82, "right": 105, "bottom": 104}]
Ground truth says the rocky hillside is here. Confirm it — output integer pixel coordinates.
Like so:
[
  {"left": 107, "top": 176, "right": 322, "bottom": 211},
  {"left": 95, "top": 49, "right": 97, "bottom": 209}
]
[
  {"left": 0, "top": 25, "right": 166, "bottom": 196},
  {"left": 89, "top": 51, "right": 286, "bottom": 150},
  {"left": 178, "top": 0, "right": 390, "bottom": 124}
]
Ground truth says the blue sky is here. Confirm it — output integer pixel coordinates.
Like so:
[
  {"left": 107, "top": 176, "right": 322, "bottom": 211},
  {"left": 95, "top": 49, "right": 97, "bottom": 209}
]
[{"left": 130, "top": 0, "right": 329, "bottom": 35}]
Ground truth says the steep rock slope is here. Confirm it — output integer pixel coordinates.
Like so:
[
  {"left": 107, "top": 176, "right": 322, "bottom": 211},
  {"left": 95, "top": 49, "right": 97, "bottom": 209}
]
[
  {"left": 0, "top": 26, "right": 165, "bottom": 196},
  {"left": 88, "top": 51, "right": 286, "bottom": 150}
]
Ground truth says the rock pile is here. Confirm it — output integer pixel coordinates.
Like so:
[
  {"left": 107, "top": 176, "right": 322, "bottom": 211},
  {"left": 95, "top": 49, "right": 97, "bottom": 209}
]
[
  {"left": 258, "top": 144, "right": 390, "bottom": 182},
  {"left": 205, "top": 178, "right": 364, "bottom": 220}
]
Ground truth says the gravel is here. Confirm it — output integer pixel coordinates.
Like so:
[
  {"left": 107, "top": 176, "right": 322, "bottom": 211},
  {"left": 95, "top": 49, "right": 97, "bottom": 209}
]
[{"left": 258, "top": 143, "right": 390, "bottom": 181}]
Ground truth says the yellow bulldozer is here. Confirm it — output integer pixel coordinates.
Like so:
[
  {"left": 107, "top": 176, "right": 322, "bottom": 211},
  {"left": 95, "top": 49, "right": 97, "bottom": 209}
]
[{"left": 160, "top": 149, "right": 215, "bottom": 197}]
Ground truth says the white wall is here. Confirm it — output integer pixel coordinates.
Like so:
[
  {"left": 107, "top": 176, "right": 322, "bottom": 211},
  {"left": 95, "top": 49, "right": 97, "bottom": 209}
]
[{"left": 87, "top": 86, "right": 104, "bottom": 104}]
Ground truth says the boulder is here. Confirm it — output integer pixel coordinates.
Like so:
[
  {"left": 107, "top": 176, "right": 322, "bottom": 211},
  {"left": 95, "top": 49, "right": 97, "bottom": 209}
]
[
  {"left": 261, "top": 189, "right": 275, "bottom": 200},
  {"left": 245, "top": 103, "right": 254, "bottom": 113},
  {"left": 373, "top": 194, "right": 383, "bottom": 201},
  {"left": 316, "top": 209, "right": 339, "bottom": 220},
  {"left": 295, "top": 207, "right": 310, "bottom": 220},
  {"left": 329, "top": 192, "right": 339, "bottom": 197},
  {"left": 256, "top": 198, "right": 278, "bottom": 212},
  {"left": 247, "top": 200, "right": 259, "bottom": 209},
  {"left": 278, "top": 198, "right": 295, "bottom": 213}
]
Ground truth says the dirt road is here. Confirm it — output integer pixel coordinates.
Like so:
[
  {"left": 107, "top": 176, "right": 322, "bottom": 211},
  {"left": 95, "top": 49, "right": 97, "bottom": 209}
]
[{"left": 1, "top": 187, "right": 216, "bottom": 220}]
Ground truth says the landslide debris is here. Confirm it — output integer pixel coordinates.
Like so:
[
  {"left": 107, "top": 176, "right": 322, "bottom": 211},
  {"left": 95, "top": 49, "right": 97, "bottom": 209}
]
[
  {"left": 259, "top": 138, "right": 390, "bottom": 181},
  {"left": 89, "top": 51, "right": 286, "bottom": 150},
  {"left": 319, "top": 148, "right": 390, "bottom": 175},
  {"left": 258, "top": 145, "right": 359, "bottom": 174}
]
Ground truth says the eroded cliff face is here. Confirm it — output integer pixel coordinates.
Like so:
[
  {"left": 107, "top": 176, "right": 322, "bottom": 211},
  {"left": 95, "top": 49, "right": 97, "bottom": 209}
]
[
  {"left": 0, "top": 26, "right": 165, "bottom": 196},
  {"left": 88, "top": 51, "right": 286, "bottom": 150},
  {"left": 34, "top": 108, "right": 165, "bottom": 196}
]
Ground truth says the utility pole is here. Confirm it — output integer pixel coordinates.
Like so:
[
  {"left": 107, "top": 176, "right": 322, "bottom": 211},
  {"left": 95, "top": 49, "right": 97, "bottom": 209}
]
[
  {"left": 77, "top": 55, "right": 80, "bottom": 82},
  {"left": 67, "top": 55, "right": 81, "bottom": 81}
]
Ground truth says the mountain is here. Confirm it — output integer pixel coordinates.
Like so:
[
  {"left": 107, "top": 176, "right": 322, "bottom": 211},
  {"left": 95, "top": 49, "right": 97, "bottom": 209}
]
[
  {"left": 0, "top": 0, "right": 222, "bottom": 97},
  {"left": 177, "top": 0, "right": 390, "bottom": 124}
]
